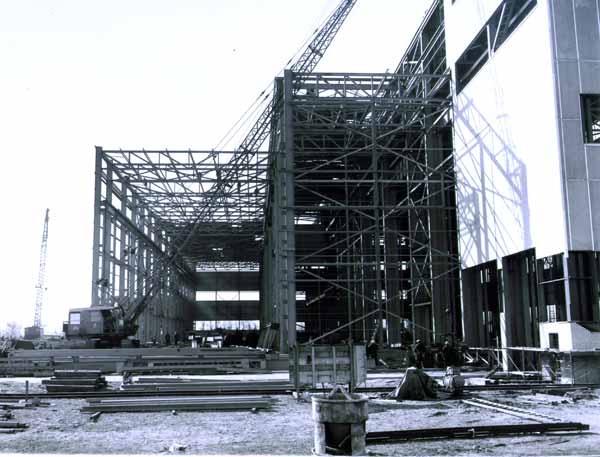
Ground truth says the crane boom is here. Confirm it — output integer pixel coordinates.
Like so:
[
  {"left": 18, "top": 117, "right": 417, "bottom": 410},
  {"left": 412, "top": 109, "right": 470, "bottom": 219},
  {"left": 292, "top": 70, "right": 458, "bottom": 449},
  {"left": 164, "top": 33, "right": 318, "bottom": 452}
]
[
  {"left": 237, "top": 0, "right": 357, "bottom": 154},
  {"left": 111, "top": 0, "right": 358, "bottom": 338},
  {"left": 34, "top": 208, "right": 49, "bottom": 328}
]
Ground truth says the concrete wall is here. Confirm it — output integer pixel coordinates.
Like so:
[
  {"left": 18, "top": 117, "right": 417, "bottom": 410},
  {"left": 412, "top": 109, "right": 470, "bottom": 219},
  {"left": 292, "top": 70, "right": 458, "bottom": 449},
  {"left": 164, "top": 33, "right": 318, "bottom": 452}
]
[
  {"left": 445, "top": 0, "right": 567, "bottom": 267},
  {"left": 549, "top": 0, "right": 600, "bottom": 251},
  {"left": 540, "top": 321, "right": 600, "bottom": 350}
]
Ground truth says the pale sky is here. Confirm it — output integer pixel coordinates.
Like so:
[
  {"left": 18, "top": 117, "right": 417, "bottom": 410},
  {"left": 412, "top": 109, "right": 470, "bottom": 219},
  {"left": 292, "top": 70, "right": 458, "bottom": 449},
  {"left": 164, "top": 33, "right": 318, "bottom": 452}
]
[{"left": 0, "top": 0, "right": 432, "bottom": 335}]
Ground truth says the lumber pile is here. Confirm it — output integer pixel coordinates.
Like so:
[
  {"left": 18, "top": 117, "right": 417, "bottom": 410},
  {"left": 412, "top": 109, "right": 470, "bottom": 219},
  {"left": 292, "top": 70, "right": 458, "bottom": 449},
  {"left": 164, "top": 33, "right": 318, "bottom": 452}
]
[
  {"left": 121, "top": 377, "right": 292, "bottom": 394},
  {"left": 81, "top": 395, "right": 275, "bottom": 413},
  {"left": 43, "top": 370, "right": 108, "bottom": 393}
]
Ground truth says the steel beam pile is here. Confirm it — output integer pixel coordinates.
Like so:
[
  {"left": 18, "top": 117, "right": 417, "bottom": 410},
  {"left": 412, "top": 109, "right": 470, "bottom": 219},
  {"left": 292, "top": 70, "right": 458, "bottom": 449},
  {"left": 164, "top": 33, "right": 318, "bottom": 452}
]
[
  {"left": 81, "top": 395, "right": 275, "bottom": 413},
  {"left": 43, "top": 370, "right": 108, "bottom": 393},
  {"left": 366, "top": 422, "right": 590, "bottom": 443},
  {"left": 121, "top": 378, "right": 292, "bottom": 394},
  {"left": 0, "top": 422, "right": 28, "bottom": 434},
  {"left": 3, "top": 347, "right": 268, "bottom": 376}
]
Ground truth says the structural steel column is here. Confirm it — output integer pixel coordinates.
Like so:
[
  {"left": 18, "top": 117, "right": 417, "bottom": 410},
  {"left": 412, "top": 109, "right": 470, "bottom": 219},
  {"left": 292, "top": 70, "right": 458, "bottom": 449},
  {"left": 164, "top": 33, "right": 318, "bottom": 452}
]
[
  {"left": 91, "top": 147, "right": 104, "bottom": 306},
  {"left": 279, "top": 69, "right": 297, "bottom": 351},
  {"left": 371, "top": 117, "right": 384, "bottom": 349}
]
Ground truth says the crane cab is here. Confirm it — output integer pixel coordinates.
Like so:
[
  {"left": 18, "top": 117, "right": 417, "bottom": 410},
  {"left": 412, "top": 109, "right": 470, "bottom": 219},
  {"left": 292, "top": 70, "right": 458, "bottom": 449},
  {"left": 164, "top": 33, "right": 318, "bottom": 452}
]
[{"left": 63, "top": 306, "right": 125, "bottom": 341}]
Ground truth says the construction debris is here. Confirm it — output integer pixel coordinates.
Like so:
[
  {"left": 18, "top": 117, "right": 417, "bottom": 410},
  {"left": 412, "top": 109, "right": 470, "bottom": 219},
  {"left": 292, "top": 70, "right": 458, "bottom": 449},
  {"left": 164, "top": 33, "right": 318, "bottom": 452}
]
[
  {"left": 389, "top": 368, "right": 438, "bottom": 400},
  {"left": 168, "top": 443, "right": 187, "bottom": 453},
  {"left": 89, "top": 412, "right": 102, "bottom": 422},
  {"left": 81, "top": 395, "right": 276, "bottom": 413},
  {"left": 563, "top": 389, "right": 598, "bottom": 402}
]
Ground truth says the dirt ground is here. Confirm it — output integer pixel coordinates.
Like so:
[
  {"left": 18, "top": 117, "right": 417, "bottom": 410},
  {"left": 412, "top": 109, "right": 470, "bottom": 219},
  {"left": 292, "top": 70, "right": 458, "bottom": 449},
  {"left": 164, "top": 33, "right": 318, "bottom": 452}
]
[{"left": 1, "top": 374, "right": 599, "bottom": 456}]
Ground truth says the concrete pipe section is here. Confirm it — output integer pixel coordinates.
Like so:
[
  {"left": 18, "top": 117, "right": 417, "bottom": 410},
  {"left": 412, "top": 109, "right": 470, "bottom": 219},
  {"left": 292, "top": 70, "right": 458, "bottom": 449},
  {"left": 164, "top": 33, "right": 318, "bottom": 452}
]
[{"left": 312, "top": 385, "right": 368, "bottom": 455}]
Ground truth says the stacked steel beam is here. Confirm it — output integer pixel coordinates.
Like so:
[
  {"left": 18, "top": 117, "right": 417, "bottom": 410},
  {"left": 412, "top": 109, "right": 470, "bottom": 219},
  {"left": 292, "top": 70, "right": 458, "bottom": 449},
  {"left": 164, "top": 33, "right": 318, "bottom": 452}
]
[
  {"left": 43, "top": 370, "right": 108, "bottom": 393},
  {"left": 121, "top": 378, "right": 292, "bottom": 395},
  {"left": 81, "top": 395, "right": 275, "bottom": 413}
]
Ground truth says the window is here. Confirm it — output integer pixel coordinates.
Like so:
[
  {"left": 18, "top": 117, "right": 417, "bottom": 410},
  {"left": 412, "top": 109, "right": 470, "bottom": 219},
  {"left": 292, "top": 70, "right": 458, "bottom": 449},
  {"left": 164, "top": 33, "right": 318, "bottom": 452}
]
[
  {"left": 90, "top": 311, "right": 103, "bottom": 323},
  {"left": 549, "top": 332, "right": 559, "bottom": 349},
  {"left": 69, "top": 312, "right": 81, "bottom": 325},
  {"left": 194, "top": 320, "right": 259, "bottom": 331},
  {"left": 581, "top": 94, "right": 600, "bottom": 143},
  {"left": 547, "top": 304, "right": 557, "bottom": 322},
  {"left": 196, "top": 291, "right": 260, "bottom": 301},
  {"left": 455, "top": 0, "right": 537, "bottom": 94}
]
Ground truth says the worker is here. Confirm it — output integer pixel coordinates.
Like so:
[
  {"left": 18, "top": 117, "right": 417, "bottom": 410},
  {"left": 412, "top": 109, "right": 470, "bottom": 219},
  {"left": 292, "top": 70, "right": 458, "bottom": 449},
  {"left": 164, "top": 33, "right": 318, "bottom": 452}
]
[
  {"left": 174, "top": 332, "right": 180, "bottom": 346},
  {"left": 413, "top": 339, "right": 426, "bottom": 369},
  {"left": 441, "top": 339, "right": 455, "bottom": 367},
  {"left": 165, "top": 332, "right": 171, "bottom": 346},
  {"left": 366, "top": 339, "right": 380, "bottom": 366}
]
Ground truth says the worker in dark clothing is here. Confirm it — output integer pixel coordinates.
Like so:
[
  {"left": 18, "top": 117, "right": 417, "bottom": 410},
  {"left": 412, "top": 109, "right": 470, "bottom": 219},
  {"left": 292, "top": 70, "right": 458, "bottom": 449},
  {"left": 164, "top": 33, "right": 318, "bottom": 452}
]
[
  {"left": 441, "top": 340, "right": 455, "bottom": 367},
  {"left": 367, "top": 339, "right": 380, "bottom": 366},
  {"left": 413, "top": 339, "right": 426, "bottom": 369},
  {"left": 174, "top": 332, "right": 180, "bottom": 346},
  {"left": 165, "top": 332, "right": 171, "bottom": 346}
]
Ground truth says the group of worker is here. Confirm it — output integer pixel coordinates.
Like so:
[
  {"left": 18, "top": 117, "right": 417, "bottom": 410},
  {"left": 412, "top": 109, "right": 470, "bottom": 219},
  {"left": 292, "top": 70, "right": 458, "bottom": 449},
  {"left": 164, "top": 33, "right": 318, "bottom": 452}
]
[
  {"left": 367, "top": 337, "right": 459, "bottom": 369},
  {"left": 152, "top": 332, "right": 181, "bottom": 347}
]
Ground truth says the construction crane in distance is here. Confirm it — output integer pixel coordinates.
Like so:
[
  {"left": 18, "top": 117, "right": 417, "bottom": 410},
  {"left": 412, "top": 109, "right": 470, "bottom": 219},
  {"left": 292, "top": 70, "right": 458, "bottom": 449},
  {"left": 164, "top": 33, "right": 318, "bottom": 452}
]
[
  {"left": 24, "top": 208, "right": 49, "bottom": 340},
  {"left": 64, "top": 0, "right": 358, "bottom": 346}
]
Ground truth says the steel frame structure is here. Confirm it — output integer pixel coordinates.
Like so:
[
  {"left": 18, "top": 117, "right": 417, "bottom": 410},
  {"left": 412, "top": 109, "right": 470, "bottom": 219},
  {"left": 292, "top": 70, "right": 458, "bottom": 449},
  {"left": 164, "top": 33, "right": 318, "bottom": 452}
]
[
  {"left": 262, "top": 0, "right": 460, "bottom": 352},
  {"left": 91, "top": 147, "right": 268, "bottom": 341},
  {"left": 89, "top": 0, "right": 461, "bottom": 350}
]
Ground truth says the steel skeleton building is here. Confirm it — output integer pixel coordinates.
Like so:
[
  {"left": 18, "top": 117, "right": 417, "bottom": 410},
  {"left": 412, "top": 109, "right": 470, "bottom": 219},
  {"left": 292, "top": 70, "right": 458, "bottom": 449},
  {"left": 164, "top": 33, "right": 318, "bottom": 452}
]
[
  {"left": 89, "top": 1, "right": 460, "bottom": 349},
  {"left": 88, "top": 0, "right": 600, "bottom": 354}
]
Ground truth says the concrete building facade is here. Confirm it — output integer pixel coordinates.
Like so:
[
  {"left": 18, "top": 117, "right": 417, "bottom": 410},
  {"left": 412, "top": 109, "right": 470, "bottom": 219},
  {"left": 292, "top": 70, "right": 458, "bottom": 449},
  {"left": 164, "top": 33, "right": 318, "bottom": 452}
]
[{"left": 447, "top": 0, "right": 600, "bottom": 350}]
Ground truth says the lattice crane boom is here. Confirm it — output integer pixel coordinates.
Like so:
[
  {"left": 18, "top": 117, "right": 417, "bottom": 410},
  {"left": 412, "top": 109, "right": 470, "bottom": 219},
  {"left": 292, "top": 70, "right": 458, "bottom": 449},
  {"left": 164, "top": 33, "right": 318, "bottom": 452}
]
[
  {"left": 237, "top": 0, "right": 358, "bottom": 154},
  {"left": 115, "top": 0, "right": 358, "bottom": 335},
  {"left": 34, "top": 208, "right": 49, "bottom": 328}
]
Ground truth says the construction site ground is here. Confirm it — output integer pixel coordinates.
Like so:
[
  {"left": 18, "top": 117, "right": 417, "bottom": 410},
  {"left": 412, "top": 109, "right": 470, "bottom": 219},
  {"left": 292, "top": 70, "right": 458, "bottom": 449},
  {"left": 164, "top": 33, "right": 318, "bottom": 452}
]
[{"left": 1, "top": 372, "right": 599, "bottom": 456}]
